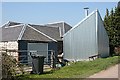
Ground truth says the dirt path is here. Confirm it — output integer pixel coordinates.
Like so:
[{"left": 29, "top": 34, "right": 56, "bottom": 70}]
[{"left": 89, "top": 64, "right": 119, "bottom": 78}]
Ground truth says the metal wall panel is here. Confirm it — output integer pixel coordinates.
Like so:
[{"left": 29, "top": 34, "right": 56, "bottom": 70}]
[
  {"left": 63, "top": 10, "right": 109, "bottom": 61},
  {"left": 48, "top": 42, "right": 58, "bottom": 56},
  {"left": 18, "top": 40, "right": 28, "bottom": 63},
  {"left": 97, "top": 12, "right": 109, "bottom": 57},
  {"left": 63, "top": 11, "right": 97, "bottom": 61},
  {"left": 28, "top": 43, "right": 48, "bottom": 62}
]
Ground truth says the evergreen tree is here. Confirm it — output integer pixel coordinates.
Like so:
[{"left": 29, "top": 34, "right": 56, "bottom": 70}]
[
  {"left": 104, "top": 2, "right": 120, "bottom": 55},
  {"left": 118, "top": 1, "right": 120, "bottom": 7},
  {"left": 104, "top": 8, "right": 109, "bottom": 27},
  {"left": 114, "top": 2, "right": 120, "bottom": 46},
  {"left": 104, "top": 8, "right": 109, "bottom": 32}
]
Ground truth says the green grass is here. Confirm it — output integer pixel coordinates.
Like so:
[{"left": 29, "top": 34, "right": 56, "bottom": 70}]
[{"left": 16, "top": 56, "right": 119, "bottom": 79}]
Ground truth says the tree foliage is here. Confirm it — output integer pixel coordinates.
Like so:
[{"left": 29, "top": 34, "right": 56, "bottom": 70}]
[{"left": 104, "top": 2, "right": 120, "bottom": 55}]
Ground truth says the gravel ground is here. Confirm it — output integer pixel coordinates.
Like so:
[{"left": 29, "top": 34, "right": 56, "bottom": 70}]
[{"left": 89, "top": 64, "right": 119, "bottom": 78}]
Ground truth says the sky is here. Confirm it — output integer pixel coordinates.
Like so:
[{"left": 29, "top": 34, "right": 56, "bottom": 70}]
[{"left": 1, "top": 2, "right": 118, "bottom": 26}]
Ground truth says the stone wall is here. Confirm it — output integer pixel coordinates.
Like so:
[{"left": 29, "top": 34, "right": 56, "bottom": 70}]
[{"left": 0, "top": 41, "right": 18, "bottom": 61}]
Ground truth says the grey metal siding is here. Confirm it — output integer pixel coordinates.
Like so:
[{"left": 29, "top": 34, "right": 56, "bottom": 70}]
[
  {"left": 18, "top": 40, "right": 28, "bottom": 63},
  {"left": 57, "top": 41, "right": 63, "bottom": 54},
  {"left": 18, "top": 40, "right": 28, "bottom": 50},
  {"left": 97, "top": 12, "right": 109, "bottom": 57},
  {"left": 64, "top": 12, "right": 97, "bottom": 61},
  {"left": 63, "top": 33, "right": 72, "bottom": 60},
  {"left": 48, "top": 42, "right": 58, "bottom": 56},
  {"left": 27, "top": 42, "right": 48, "bottom": 62},
  {"left": 63, "top": 10, "right": 109, "bottom": 61},
  {"left": 48, "top": 42, "right": 58, "bottom": 65}
]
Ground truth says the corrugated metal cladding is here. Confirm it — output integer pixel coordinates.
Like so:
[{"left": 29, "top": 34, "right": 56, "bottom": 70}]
[
  {"left": 97, "top": 12, "right": 109, "bottom": 57},
  {"left": 63, "top": 10, "right": 109, "bottom": 61}
]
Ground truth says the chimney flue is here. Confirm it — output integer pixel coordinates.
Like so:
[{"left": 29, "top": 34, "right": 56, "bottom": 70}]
[{"left": 84, "top": 7, "right": 89, "bottom": 17}]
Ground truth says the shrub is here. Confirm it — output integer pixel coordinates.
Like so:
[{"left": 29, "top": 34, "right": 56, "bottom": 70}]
[{"left": 2, "top": 52, "right": 17, "bottom": 80}]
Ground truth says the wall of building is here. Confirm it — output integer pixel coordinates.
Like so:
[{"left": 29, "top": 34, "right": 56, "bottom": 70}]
[
  {"left": 18, "top": 41, "right": 49, "bottom": 64},
  {"left": 0, "top": 41, "right": 18, "bottom": 61},
  {"left": 57, "top": 41, "right": 63, "bottom": 55},
  {"left": 28, "top": 42, "right": 48, "bottom": 63},
  {"left": 63, "top": 12, "right": 97, "bottom": 61},
  {"left": 18, "top": 40, "right": 28, "bottom": 63},
  {"left": 97, "top": 12, "right": 109, "bottom": 57},
  {"left": 63, "top": 10, "right": 109, "bottom": 61},
  {"left": 48, "top": 42, "right": 58, "bottom": 56}
]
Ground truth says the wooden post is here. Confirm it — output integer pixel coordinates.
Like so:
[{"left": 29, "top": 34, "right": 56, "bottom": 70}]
[{"left": 51, "top": 50, "right": 56, "bottom": 68}]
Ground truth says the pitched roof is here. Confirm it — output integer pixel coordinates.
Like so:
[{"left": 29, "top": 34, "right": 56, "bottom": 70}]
[
  {"left": 2, "top": 21, "right": 23, "bottom": 28},
  {"left": 1, "top": 21, "right": 71, "bottom": 42},
  {"left": 21, "top": 25, "right": 53, "bottom": 42},
  {"left": 1, "top": 25, "right": 24, "bottom": 41},
  {"left": 29, "top": 24, "right": 62, "bottom": 41},
  {"left": 45, "top": 21, "right": 72, "bottom": 37},
  {"left": 0, "top": 22, "right": 62, "bottom": 42},
  {"left": 8, "top": 21, "right": 22, "bottom": 26}
]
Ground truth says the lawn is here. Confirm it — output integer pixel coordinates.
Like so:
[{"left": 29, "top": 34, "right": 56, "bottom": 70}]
[{"left": 16, "top": 56, "right": 119, "bottom": 79}]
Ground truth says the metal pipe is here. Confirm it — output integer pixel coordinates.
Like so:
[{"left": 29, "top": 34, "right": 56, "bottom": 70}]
[{"left": 84, "top": 7, "right": 89, "bottom": 17}]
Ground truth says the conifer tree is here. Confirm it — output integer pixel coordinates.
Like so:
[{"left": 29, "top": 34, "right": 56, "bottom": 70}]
[{"left": 104, "top": 2, "right": 120, "bottom": 55}]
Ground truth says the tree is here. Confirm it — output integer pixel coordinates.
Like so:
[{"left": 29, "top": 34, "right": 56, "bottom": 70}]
[
  {"left": 104, "top": 8, "right": 109, "bottom": 32},
  {"left": 118, "top": 1, "right": 120, "bottom": 7},
  {"left": 104, "top": 2, "right": 120, "bottom": 55},
  {"left": 114, "top": 2, "right": 120, "bottom": 46}
]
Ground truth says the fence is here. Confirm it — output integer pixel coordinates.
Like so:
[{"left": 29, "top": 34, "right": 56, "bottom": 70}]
[
  {"left": 1, "top": 49, "right": 58, "bottom": 76},
  {"left": 2, "top": 49, "right": 56, "bottom": 66}
]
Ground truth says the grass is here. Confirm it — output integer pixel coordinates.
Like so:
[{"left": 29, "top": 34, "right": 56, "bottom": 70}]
[{"left": 16, "top": 56, "right": 119, "bottom": 79}]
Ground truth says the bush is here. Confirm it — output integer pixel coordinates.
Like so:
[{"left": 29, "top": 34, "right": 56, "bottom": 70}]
[{"left": 2, "top": 52, "right": 17, "bottom": 80}]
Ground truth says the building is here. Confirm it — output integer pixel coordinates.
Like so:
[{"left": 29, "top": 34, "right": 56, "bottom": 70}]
[
  {"left": 0, "top": 21, "right": 72, "bottom": 64},
  {"left": 63, "top": 10, "right": 109, "bottom": 61}
]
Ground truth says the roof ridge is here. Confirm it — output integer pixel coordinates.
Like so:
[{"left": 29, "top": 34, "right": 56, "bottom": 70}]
[
  {"left": 4, "top": 24, "right": 24, "bottom": 28},
  {"left": 46, "top": 21, "right": 65, "bottom": 25},
  {"left": 8, "top": 21, "right": 23, "bottom": 24},
  {"left": 30, "top": 24, "right": 59, "bottom": 28},
  {"left": 17, "top": 24, "right": 26, "bottom": 40}
]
